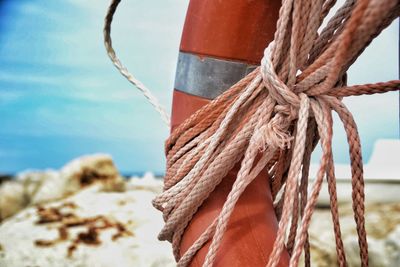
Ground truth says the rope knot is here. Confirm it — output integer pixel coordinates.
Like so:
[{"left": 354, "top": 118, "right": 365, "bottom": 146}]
[
  {"left": 253, "top": 113, "right": 293, "bottom": 151},
  {"left": 261, "top": 42, "right": 301, "bottom": 110},
  {"left": 274, "top": 104, "right": 298, "bottom": 121}
]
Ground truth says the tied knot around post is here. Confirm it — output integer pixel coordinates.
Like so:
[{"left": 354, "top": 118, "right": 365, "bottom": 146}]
[
  {"left": 257, "top": 41, "right": 312, "bottom": 152},
  {"left": 253, "top": 113, "right": 294, "bottom": 152},
  {"left": 261, "top": 41, "right": 301, "bottom": 109},
  {"left": 257, "top": 42, "right": 322, "bottom": 154}
]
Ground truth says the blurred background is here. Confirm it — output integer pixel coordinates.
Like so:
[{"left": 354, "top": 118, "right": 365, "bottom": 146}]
[
  {"left": 0, "top": 1, "right": 399, "bottom": 267},
  {"left": 0, "top": 0, "right": 398, "bottom": 176}
]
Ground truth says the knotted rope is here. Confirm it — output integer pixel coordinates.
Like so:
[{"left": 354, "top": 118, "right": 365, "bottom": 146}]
[{"left": 104, "top": 0, "right": 400, "bottom": 266}]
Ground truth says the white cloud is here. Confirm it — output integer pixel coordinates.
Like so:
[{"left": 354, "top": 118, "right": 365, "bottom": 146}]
[
  {"left": 0, "top": 91, "right": 24, "bottom": 104},
  {"left": 0, "top": 71, "right": 61, "bottom": 85}
]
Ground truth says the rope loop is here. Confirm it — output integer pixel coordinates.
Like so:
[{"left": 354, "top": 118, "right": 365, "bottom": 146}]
[{"left": 261, "top": 41, "right": 301, "bottom": 108}]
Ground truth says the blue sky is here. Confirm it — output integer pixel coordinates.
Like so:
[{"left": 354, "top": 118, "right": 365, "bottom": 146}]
[{"left": 0, "top": 1, "right": 398, "bottom": 175}]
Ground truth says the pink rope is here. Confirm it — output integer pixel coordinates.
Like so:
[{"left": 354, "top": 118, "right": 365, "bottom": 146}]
[
  {"left": 153, "top": 0, "right": 400, "bottom": 266},
  {"left": 103, "top": 0, "right": 400, "bottom": 266}
]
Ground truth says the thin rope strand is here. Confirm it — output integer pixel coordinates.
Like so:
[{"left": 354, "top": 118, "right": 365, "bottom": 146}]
[{"left": 104, "top": 0, "right": 170, "bottom": 126}]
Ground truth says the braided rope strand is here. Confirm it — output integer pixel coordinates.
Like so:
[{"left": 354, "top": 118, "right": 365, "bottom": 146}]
[{"left": 104, "top": 0, "right": 170, "bottom": 126}]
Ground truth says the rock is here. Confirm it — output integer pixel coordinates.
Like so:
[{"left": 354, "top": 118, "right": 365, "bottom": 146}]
[
  {"left": 126, "top": 172, "right": 163, "bottom": 194},
  {"left": 309, "top": 202, "right": 400, "bottom": 267},
  {"left": 0, "top": 187, "right": 174, "bottom": 267},
  {"left": 0, "top": 181, "right": 26, "bottom": 221},
  {"left": 0, "top": 154, "right": 125, "bottom": 221},
  {"left": 0, "top": 170, "right": 60, "bottom": 221},
  {"left": 17, "top": 169, "right": 65, "bottom": 206},
  {"left": 59, "top": 154, "right": 125, "bottom": 195},
  {"left": 2, "top": 153, "right": 399, "bottom": 266}
]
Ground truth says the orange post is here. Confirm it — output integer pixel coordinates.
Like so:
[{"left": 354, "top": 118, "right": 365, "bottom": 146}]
[{"left": 169, "top": 1, "right": 289, "bottom": 266}]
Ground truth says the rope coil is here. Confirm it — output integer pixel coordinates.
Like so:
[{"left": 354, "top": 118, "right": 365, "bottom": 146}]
[{"left": 104, "top": 0, "right": 400, "bottom": 266}]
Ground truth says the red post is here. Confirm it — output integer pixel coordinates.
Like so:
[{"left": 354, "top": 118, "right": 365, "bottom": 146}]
[{"left": 169, "top": 1, "right": 289, "bottom": 266}]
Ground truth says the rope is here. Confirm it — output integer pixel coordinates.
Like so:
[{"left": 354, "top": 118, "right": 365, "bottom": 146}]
[
  {"left": 104, "top": 0, "right": 400, "bottom": 266},
  {"left": 103, "top": 0, "right": 170, "bottom": 127}
]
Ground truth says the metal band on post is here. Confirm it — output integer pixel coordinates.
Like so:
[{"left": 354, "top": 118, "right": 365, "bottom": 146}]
[{"left": 175, "top": 52, "right": 257, "bottom": 99}]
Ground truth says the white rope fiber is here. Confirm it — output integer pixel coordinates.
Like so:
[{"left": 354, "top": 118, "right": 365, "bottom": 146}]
[{"left": 103, "top": 0, "right": 171, "bottom": 127}]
